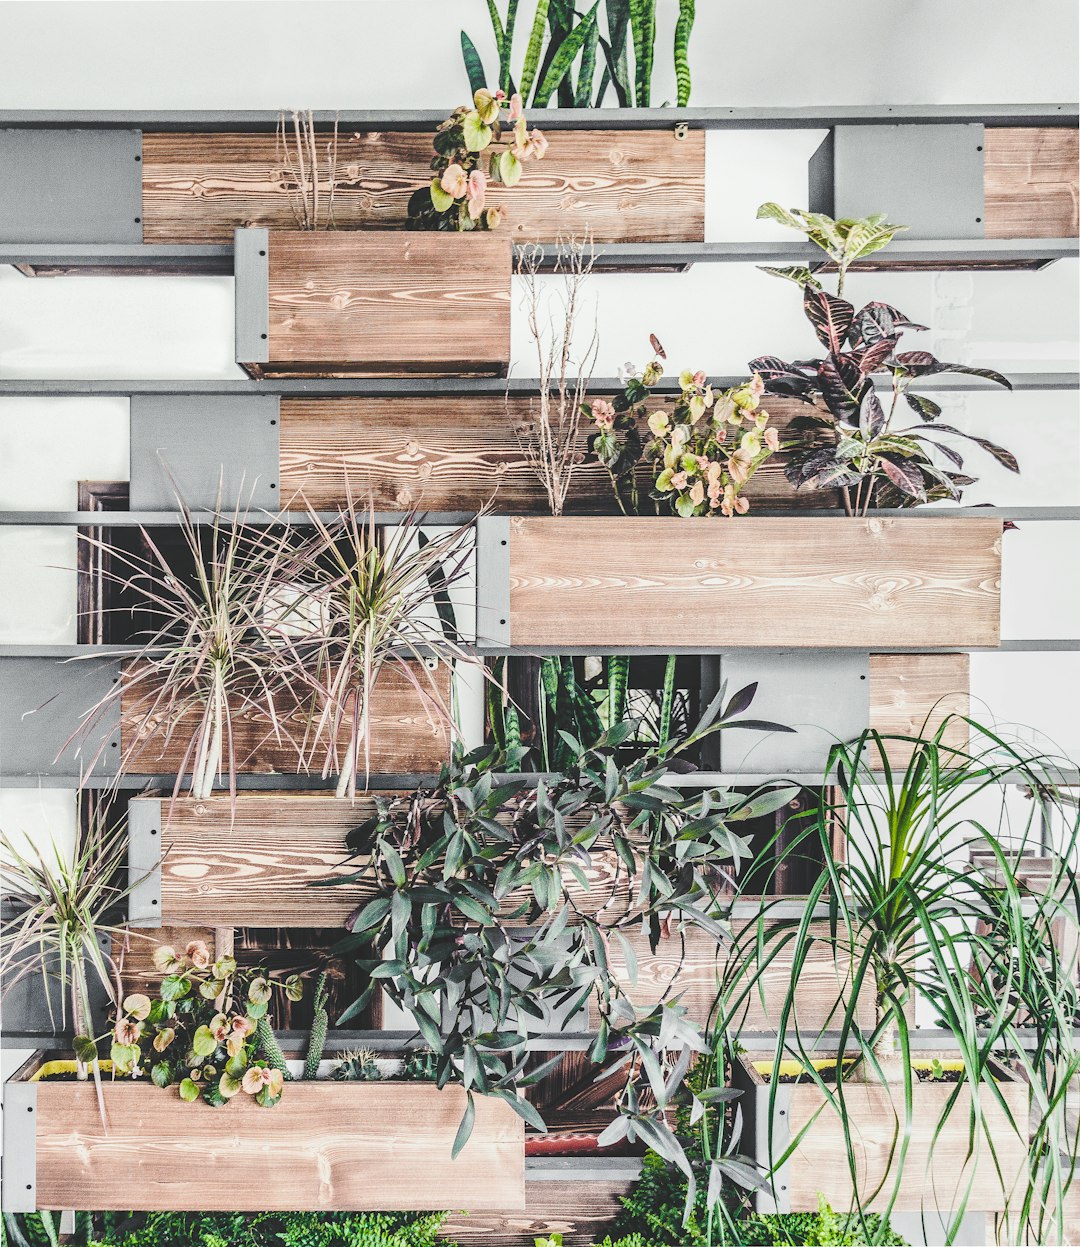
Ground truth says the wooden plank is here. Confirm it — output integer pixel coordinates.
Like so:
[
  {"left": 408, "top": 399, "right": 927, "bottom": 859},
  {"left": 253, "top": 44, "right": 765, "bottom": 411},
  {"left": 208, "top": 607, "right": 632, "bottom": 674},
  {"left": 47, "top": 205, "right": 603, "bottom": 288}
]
[
  {"left": 256, "top": 231, "right": 511, "bottom": 377},
  {"left": 600, "top": 922, "right": 874, "bottom": 1033},
  {"left": 278, "top": 395, "right": 824, "bottom": 514},
  {"left": 117, "top": 924, "right": 218, "bottom": 1000},
  {"left": 31, "top": 1080, "right": 524, "bottom": 1212},
  {"left": 145, "top": 793, "right": 634, "bottom": 928},
  {"left": 984, "top": 128, "right": 1079, "bottom": 238},
  {"left": 142, "top": 129, "right": 705, "bottom": 245},
  {"left": 120, "top": 660, "right": 451, "bottom": 775},
  {"left": 509, "top": 517, "right": 1002, "bottom": 648},
  {"left": 869, "top": 652, "right": 970, "bottom": 766},
  {"left": 442, "top": 1178, "right": 633, "bottom": 1247},
  {"left": 779, "top": 1071, "right": 1028, "bottom": 1212}
]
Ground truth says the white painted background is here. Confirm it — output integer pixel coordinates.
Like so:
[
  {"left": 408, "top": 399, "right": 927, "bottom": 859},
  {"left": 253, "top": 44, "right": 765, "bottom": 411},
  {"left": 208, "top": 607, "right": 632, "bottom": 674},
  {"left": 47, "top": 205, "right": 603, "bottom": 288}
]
[{"left": 1, "top": 0, "right": 1078, "bottom": 1078}]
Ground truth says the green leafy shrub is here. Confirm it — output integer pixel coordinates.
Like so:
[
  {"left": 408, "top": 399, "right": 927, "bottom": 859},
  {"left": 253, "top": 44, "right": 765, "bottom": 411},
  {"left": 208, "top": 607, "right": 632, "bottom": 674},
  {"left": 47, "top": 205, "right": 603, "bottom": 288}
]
[{"left": 87, "top": 1210, "right": 453, "bottom": 1247}]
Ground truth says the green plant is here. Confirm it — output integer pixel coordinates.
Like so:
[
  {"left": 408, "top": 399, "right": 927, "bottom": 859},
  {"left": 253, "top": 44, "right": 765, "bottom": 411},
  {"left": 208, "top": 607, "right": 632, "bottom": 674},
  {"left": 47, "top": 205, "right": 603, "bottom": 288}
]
[
  {"left": 304, "top": 971, "right": 330, "bottom": 1079},
  {"left": 406, "top": 90, "right": 548, "bottom": 232},
  {"left": 328, "top": 683, "right": 795, "bottom": 1187},
  {"left": 715, "top": 717, "right": 1080, "bottom": 1242},
  {"left": 589, "top": 349, "right": 779, "bottom": 517},
  {"left": 329, "top": 1047, "right": 382, "bottom": 1081},
  {"left": 86, "top": 1210, "right": 454, "bottom": 1247},
  {"left": 285, "top": 504, "right": 477, "bottom": 798},
  {"left": 401, "top": 1047, "right": 440, "bottom": 1081},
  {"left": 111, "top": 941, "right": 304, "bottom": 1107},
  {"left": 1, "top": 802, "right": 132, "bottom": 1106},
  {"left": 462, "top": 1, "right": 696, "bottom": 108},
  {"left": 70, "top": 495, "right": 302, "bottom": 800},
  {"left": 750, "top": 204, "right": 1016, "bottom": 513}
]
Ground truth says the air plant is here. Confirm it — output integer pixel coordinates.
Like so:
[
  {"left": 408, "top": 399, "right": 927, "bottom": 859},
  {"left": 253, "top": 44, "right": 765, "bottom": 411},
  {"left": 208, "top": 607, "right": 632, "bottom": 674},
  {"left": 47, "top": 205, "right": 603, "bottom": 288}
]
[
  {"left": 1, "top": 801, "right": 133, "bottom": 1115},
  {"left": 69, "top": 495, "right": 304, "bottom": 801},
  {"left": 284, "top": 503, "right": 478, "bottom": 799},
  {"left": 712, "top": 717, "right": 1080, "bottom": 1242},
  {"left": 514, "top": 238, "right": 599, "bottom": 517}
]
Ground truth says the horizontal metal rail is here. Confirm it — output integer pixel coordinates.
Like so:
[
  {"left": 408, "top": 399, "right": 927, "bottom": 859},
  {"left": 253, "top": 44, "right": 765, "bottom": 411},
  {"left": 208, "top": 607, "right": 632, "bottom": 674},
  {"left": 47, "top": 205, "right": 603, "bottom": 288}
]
[
  {"left": 0, "top": 105, "right": 1075, "bottom": 131},
  {"left": 3, "top": 237, "right": 1076, "bottom": 273},
  {"left": 1, "top": 373, "right": 1075, "bottom": 396}
]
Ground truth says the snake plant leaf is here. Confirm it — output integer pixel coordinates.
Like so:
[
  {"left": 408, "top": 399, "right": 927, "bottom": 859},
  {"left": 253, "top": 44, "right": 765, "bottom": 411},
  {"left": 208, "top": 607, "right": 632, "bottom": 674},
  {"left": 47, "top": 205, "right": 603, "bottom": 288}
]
[
  {"left": 533, "top": 1, "right": 600, "bottom": 108},
  {"left": 574, "top": 15, "right": 600, "bottom": 107},
  {"left": 675, "top": 0, "right": 695, "bottom": 105},
  {"left": 606, "top": 655, "right": 629, "bottom": 729},
  {"left": 603, "top": 0, "right": 632, "bottom": 105},
  {"left": 498, "top": 0, "right": 520, "bottom": 93},
  {"left": 519, "top": 0, "right": 551, "bottom": 102},
  {"left": 460, "top": 30, "right": 489, "bottom": 95},
  {"left": 629, "top": 0, "right": 656, "bottom": 107},
  {"left": 658, "top": 653, "right": 677, "bottom": 747}
]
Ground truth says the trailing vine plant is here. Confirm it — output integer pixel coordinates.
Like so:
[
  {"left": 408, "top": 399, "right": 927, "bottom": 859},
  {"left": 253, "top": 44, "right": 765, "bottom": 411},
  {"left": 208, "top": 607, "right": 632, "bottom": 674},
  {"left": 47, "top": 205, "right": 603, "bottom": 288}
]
[{"left": 326, "top": 683, "right": 797, "bottom": 1190}]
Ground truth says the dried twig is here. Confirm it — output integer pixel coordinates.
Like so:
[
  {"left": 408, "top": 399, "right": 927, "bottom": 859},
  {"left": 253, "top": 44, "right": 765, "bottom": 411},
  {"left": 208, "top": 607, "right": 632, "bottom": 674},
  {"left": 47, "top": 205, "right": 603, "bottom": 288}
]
[
  {"left": 275, "top": 109, "right": 340, "bottom": 231},
  {"left": 512, "top": 236, "right": 599, "bottom": 516}
]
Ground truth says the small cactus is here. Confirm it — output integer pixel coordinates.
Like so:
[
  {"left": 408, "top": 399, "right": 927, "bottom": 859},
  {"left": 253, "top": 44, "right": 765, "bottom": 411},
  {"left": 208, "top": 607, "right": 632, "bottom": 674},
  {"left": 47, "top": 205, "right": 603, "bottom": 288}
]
[
  {"left": 330, "top": 1047, "right": 382, "bottom": 1081},
  {"left": 256, "top": 1017, "right": 293, "bottom": 1082},
  {"left": 303, "top": 973, "right": 329, "bottom": 1081}
]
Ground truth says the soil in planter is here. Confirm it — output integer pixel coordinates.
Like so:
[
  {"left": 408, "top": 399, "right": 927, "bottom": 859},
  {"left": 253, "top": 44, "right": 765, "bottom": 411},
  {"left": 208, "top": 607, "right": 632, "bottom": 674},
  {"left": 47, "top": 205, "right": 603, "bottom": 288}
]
[{"left": 762, "top": 1059, "right": 965, "bottom": 1085}]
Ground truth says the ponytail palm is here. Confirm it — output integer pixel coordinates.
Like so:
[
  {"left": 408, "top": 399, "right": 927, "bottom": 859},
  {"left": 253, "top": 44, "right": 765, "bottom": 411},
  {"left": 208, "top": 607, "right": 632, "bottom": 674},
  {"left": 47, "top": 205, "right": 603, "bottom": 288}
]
[{"left": 714, "top": 718, "right": 1080, "bottom": 1242}]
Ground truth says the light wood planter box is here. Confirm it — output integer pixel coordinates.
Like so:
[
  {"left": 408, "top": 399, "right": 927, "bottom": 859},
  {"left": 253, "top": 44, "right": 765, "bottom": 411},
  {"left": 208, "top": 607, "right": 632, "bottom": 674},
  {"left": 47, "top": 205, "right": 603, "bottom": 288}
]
[
  {"left": 732, "top": 1052, "right": 1027, "bottom": 1214},
  {"left": 505, "top": 516, "right": 1001, "bottom": 649},
  {"left": 143, "top": 128, "right": 706, "bottom": 245},
  {"left": 2, "top": 1052, "right": 524, "bottom": 1213},
  {"left": 235, "top": 229, "right": 512, "bottom": 378}
]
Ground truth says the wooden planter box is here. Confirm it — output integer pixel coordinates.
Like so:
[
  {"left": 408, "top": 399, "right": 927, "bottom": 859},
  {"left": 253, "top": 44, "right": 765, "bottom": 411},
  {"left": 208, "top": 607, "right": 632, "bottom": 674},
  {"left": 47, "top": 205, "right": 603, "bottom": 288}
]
[
  {"left": 235, "top": 229, "right": 512, "bottom": 378},
  {"left": 732, "top": 1051, "right": 1027, "bottom": 1214},
  {"left": 505, "top": 517, "right": 1002, "bottom": 649},
  {"left": 2, "top": 1052, "right": 524, "bottom": 1213}
]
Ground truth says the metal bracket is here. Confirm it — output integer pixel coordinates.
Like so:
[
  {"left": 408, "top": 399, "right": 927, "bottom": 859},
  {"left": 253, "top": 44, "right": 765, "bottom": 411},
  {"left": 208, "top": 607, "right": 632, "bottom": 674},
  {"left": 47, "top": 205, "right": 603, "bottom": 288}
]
[
  {"left": 755, "top": 1083, "right": 792, "bottom": 1215},
  {"left": 1, "top": 1079, "right": 38, "bottom": 1213},
  {"left": 810, "top": 124, "right": 985, "bottom": 239},
  {"left": 0, "top": 656, "right": 122, "bottom": 778},
  {"left": 129, "top": 394, "right": 281, "bottom": 511},
  {"left": 234, "top": 227, "right": 270, "bottom": 366},
  {"left": 127, "top": 797, "right": 163, "bottom": 927},
  {"left": 718, "top": 651, "right": 870, "bottom": 774},
  {"left": 0, "top": 128, "right": 142, "bottom": 244},
  {"left": 474, "top": 515, "right": 511, "bottom": 650},
  {"left": 674, "top": 121, "right": 689, "bottom": 141}
]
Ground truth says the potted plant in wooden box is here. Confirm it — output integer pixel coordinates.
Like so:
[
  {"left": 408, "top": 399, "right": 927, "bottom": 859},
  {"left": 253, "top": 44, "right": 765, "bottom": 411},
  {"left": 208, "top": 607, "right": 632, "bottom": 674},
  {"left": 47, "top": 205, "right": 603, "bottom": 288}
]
[
  {"left": 713, "top": 717, "right": 1080, "bottom": 1242},
  {"left": 235, "top": 96, "right": 548, "bottom": 378},
  {"left": 3, "top": 943, "right": 524, "bottom": 1213}
]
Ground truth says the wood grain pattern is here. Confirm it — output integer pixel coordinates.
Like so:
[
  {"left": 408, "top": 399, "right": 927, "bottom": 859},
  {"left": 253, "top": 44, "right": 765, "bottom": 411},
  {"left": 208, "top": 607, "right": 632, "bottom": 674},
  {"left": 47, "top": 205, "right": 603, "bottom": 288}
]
[
  {"left": 984, "top": 128, "right": 1079, "bottom": 239},
  {"left": 509, "top": 517, "right": 1002, "bottom": 648},
  {"left": 120, "top": 660, "right": 451, "bottom": 775},
  {"left": 869, "top": 652, "right": 970, "bottom": 766},
  {"left": 441, "top": 1178, "right": 633, "bottom": 1246},
  {"left": 30, "top": 1080, "right": 524, "bottom": 1212},
  {"left": 736, "top": 1055, "right": 1028, "bottom": 1212},
  {"left": 599, "top": 922, "right": 874, "bottom": 1033},
  {"left": 143, "top": 793, "right": 634, "bottom": 928},
  {"left": 117, "top": 925, "right": 218, "bottom": 1001},
  {"left": 277, "top": 396, "right": 825, "bottom": 513},
  {"left": 142, "top": 130, "right": 705, "bottom": 244},
  {"left": 254, "top": 232, "right": 511, "bottom": 377}
]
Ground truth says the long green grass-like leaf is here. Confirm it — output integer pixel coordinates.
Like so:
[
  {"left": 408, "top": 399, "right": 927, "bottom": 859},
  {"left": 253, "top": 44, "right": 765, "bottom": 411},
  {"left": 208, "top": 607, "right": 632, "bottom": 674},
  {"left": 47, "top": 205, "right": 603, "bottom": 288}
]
[
  {"left": 498, "top": 0, "right": 519, "bottom": 93},
  {"left": 574, "top": 15, "right": 600, "bottom": 107},
  {"left": 519, "top": 0, "right": 551, "bottom": 102},
  {"left": 629, "top": 0, "right": 656, "bottom": 107},
  {"left": 674, "top": 0, "right": 694, "bottom": 106},
  {"left": 533, "top": 1, "right": 599, "bottom": 108},
  {"left": 461, "top": 30, "right": 489, "bottom": 95}
]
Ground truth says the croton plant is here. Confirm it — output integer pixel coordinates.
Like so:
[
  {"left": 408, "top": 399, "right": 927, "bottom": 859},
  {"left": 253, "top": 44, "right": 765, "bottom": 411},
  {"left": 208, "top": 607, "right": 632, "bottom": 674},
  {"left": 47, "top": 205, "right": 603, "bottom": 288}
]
[
  {"left": 110, "top": 941, "right": 302, "bottom": 1108},
  {"left": 407, "top": 88, "right": 548, "bottom": 231},
  {"left": 749, "top": 204, "right": 1018, "bottom": 515}
]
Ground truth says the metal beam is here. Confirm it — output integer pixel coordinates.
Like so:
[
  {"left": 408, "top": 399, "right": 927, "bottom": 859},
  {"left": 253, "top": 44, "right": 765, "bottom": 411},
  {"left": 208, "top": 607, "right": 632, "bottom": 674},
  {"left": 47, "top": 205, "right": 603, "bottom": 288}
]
[
  {"left": 0, "top": 1079, "right": 38, "bottom": 1213},
  {"left": 0, "top": 105, "right": 1075, "bottom": 130}
]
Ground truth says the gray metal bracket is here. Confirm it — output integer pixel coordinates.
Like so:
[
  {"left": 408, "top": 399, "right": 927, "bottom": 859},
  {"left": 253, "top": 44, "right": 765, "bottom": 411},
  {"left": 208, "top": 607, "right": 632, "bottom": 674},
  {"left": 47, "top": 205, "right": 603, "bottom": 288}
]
[
  {"left": 0, "top": 656, "right": 121, "bottom": 778},
  {"left": 1, "top": 1079, "right": 38, "bottom": 1213},
  {"left": 0, "top": 128, "right": 142, "bottom": 244},
  {"left": 810, "top": 124, "right": 985, "bottom": 239},
  {"left": 718, "top": 651, "right": 870, "bottom": 774},
  {"left": 234, "top": 227, "right": 270, "bottom": 365},
  {"left": 474, "top": 515, "right": 511, "bottom": 650},
  {"left": 129, "top": 394, "right": 281, "bottom": 511},
  {"left": 127, "top": 797, "right": 163, "bottom": 927},
  {"left": 755, "top": 1083, "right": 792, "bottom": 1215}
]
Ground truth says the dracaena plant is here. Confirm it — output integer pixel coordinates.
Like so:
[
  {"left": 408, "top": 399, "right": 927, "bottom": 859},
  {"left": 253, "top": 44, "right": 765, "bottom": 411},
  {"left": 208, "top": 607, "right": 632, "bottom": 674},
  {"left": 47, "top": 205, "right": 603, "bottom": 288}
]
[
  {"left": 407, "top": 90, "right": 548, "bottom": 232},
  {"left": 69, "top": 496, "right": 303, "bottom": 801},
  {"left": 112, "top": 940, "right": 304, "bottom": 1108},
  {"left": 326, "top": 682, "right": 796, "bottom": 1194},
  {"left": 1, "top": 801, "right": 133, "bottom": 1115},
  {"left": 749, "top": 204, "right": 1017, "bottom": 515},
  {"left": 282, "top": 504, "right": 477, "bottom": 799},
  {"left": 713, "top": 718, "right": 1080, "bottom": 1244}
]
